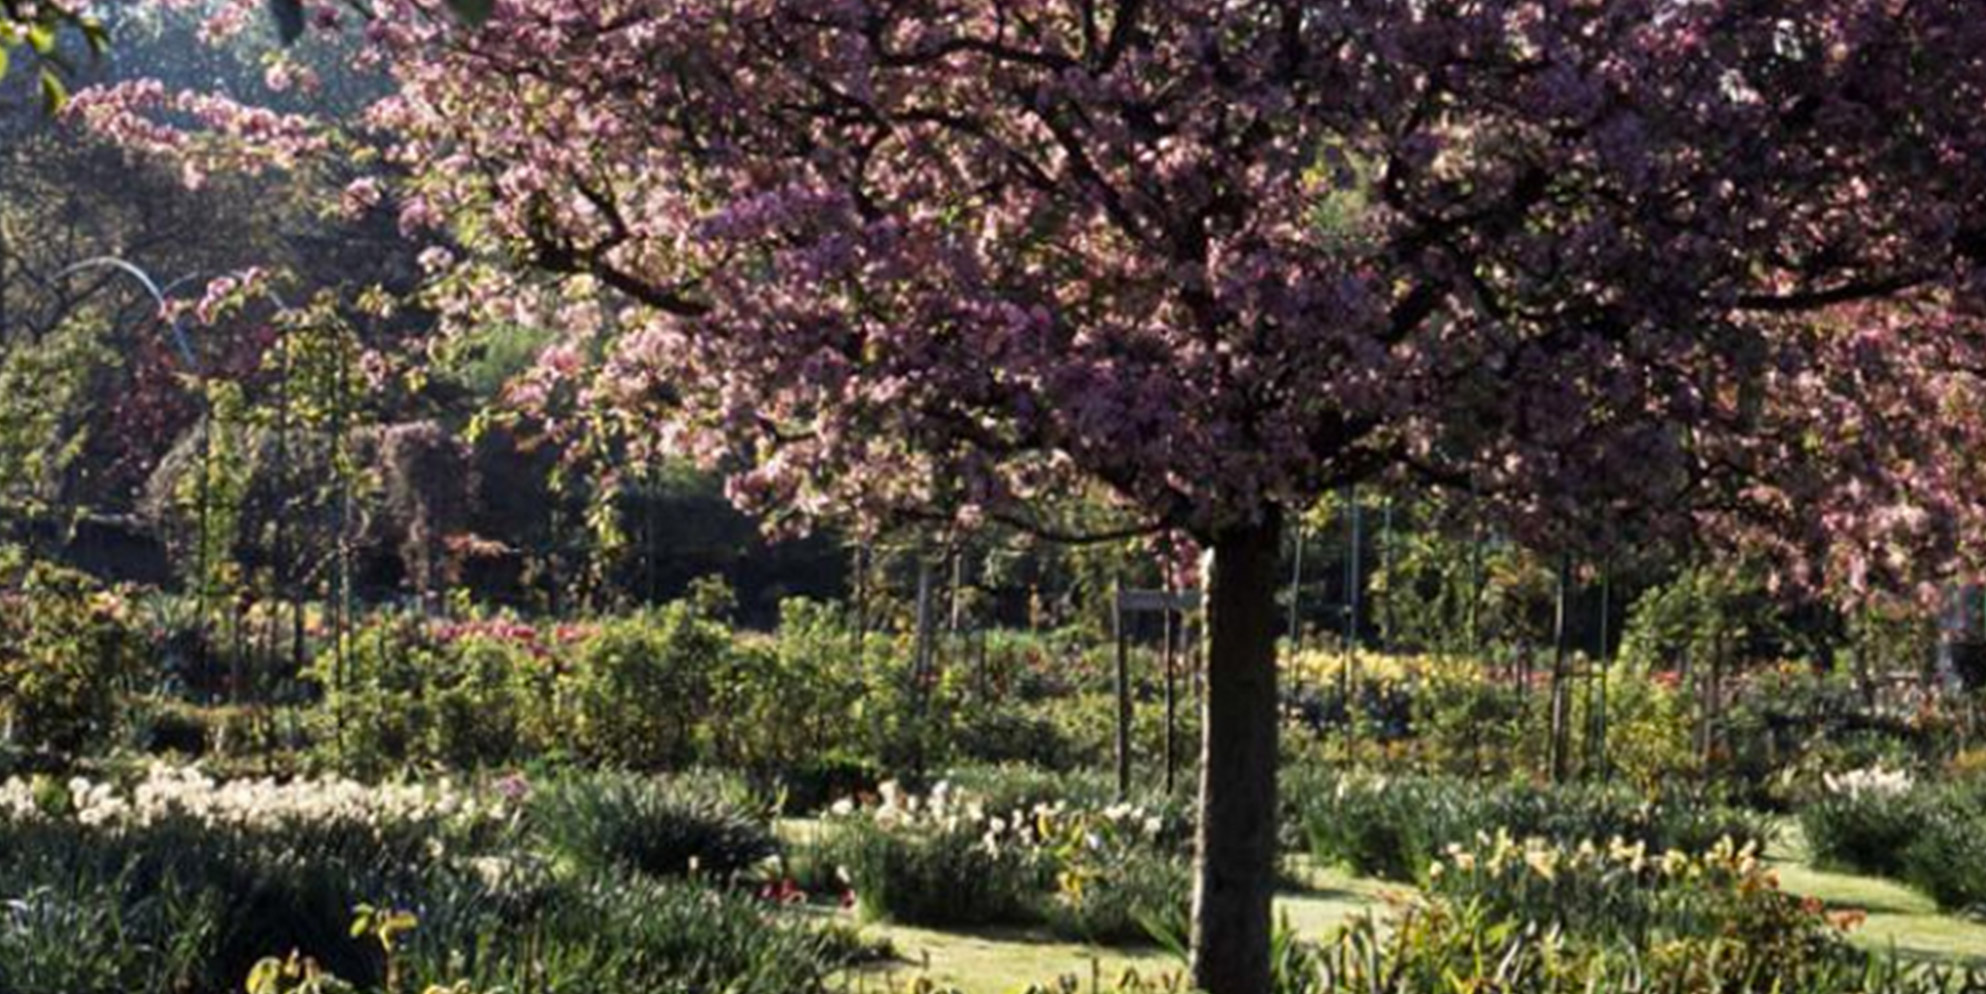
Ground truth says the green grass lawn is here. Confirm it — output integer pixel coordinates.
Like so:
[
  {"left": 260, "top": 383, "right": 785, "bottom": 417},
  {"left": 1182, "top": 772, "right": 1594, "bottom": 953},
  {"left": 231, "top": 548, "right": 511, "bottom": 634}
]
[
  {"left": 826, "top": 825, "right": 1986, "bottom": 994},
  {"left": 1769, "top": 823, "right": 1986, "bottom": 967},
  {"left": 837, "top": 861, "right": 1402, "bottom": 993}
]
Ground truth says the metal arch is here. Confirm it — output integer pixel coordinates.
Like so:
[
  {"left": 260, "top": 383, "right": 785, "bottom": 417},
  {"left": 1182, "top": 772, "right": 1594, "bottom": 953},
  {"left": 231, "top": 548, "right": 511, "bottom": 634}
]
[{"left": 55, "top": 256, "right": 201, "bottom": 370}]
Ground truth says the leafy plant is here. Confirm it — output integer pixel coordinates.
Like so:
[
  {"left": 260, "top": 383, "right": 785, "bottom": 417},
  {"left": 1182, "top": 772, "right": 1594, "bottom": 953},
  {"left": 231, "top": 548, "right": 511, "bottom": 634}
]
[
  {"left": 526, "top": 771, "right": 778, "bottom": 881},
  {"left": 0, "top": 558, "right": 143, "bottom": 756},
  {"left": 566, "top": 604, "right": 728, "bottom": 770}
]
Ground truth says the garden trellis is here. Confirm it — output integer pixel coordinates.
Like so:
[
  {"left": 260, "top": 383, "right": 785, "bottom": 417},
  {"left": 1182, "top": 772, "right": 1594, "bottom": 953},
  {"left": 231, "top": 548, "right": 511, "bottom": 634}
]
[
  {"left": 1113, "top": 585, "right": 1201, "bottom": 799},
  {"left": 52, "top": 256, "right": 217, "bottom": 644}
]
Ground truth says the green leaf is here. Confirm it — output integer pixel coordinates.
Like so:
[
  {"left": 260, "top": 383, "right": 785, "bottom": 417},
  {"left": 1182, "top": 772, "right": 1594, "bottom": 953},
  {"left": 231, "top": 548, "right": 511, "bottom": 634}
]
[
  {"left": 80, "top": 18, "right": 110, "bottom": 57},
  {"left": 0, "top": 46, "right": 10, "bottom": 83},
  {"left": 38, "top": 68, "right": 66, "bottom": 112},
  {"left": 267, "top": 0, "right": 306, "bottom": 45},
  {"left": 445, "top": 0, "right": 495, "bottom": 27}
]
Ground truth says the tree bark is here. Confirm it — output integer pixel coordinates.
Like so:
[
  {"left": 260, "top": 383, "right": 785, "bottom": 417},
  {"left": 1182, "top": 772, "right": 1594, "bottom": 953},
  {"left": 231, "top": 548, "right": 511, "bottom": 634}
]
[{"left": 1190, "top": 511, "right": 1282, "bottom": 994}]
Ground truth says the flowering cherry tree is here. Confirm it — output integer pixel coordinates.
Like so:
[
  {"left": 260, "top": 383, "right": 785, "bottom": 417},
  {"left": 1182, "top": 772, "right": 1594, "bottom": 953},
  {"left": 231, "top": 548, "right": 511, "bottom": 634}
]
[{"left": 80, "top": 1, "right": 1986, "bottom": 989}]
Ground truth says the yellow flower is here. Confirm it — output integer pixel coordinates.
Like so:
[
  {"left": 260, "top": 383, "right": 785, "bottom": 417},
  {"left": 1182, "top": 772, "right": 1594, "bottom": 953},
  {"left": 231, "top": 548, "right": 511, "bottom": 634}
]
[{"left": 1524, "top": 847, "right": 1558, "bottom": 882}]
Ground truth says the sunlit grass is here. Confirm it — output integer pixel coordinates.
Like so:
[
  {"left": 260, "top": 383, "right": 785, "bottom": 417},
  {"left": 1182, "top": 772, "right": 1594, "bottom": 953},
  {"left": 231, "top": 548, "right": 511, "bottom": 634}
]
[{"left": 827, "top": 822, "right": 1986, "bottom": 993}]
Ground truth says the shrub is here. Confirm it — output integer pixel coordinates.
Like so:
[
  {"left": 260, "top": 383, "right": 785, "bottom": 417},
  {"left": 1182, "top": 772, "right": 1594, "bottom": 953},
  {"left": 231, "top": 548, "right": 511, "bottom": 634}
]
[
  {"left": 396, "top": 873, "right": 869, "bottom": 994},
  {"left": 1035, "top": 806, "right": 1190, "bottom": 944},
  {"left": 1901, "top": 802, "right": 1986, "bottom": 915},
  {"left": 0, "top": 766, "right": 502, "bottom": 990},
  {"left": 1287, "top": 835, "right": 1944, "bottom": 994},
  {"left": 1037, "top": 835, "right": 1984, "bottom": 994},
  {"left": 308, "top": 614, "right": 545, "bottom": 777},
  {"left": 1799, "top": 765, "right": 1923, "bottom": 877},
  {"left": 526, "top": 771, "right": 778, "bottom": 881},
  {"left": 424, "top": 634, "right": 533, "bottom": 769},
  {"left": 0, "top": 560, "right": 142, "bottom": 756},
  {"left": 1299, "top": 774, "right": 1461, "bottom": 882},
  {"left": 567, "top": 604, "right": 728, "bottom": 769},
  {"left": 1799, "top": 770, "right": 1986, "bottom": 914}
]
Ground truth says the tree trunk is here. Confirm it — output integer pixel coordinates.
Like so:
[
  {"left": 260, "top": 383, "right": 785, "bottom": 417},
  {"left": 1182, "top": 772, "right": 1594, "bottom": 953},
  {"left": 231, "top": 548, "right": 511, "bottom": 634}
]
[{"left": 1190, "top": 512, "right": 1283, "bottom": 994}]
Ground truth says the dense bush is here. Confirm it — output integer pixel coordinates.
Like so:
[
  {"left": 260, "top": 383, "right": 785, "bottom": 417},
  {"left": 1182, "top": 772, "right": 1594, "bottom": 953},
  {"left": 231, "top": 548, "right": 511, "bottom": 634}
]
[
  {"left": 393, "top": 873, "right": 869, "bottom": 994},
  {"left": 0, "top": 767, "right": 503, "bottom": 990},
  {"left": 1902, "top": 801, "right": 1986, "bottom": 915},
  {"left": 1305, "top": 836, "right": 1963, "bottom": 994},
  {"left": 1045, "top": 835, "right": 1985, "bottom": 994},
  {"left": 1800, "top": 766, "right": 1923, "bottom": 877},
  {"left": 705, "top": 600, "right": 866, "bottom": 775},
  {"left": 815, "top": 782, "right": 1040, "bottom": 928},
  {"left": 308, "top": 614, "right": 547, "bottom": 777},
  {"left": 297, "top": 597, "right": 1112, "bottom": 784},
  {"left": 0, "top": 559, "right": 143, "bottom": 757},
  {"left": 567, "top": 604, "right": 728, "bottom": 769}
]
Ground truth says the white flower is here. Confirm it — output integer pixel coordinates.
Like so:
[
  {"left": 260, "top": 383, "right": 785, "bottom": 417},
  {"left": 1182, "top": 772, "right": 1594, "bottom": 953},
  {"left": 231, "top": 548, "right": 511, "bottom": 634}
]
[{"left": 1823, "top": 765, "right": 1913, "bottom": 799}]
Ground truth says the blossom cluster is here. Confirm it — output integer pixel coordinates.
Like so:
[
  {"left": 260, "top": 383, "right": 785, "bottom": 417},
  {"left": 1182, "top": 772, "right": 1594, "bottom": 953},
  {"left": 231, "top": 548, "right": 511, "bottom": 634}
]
[
  {"left": 827, "top": 780, "right": 1168, "bottom": 858},
  {"left": 0, "top": 764, "right": 495, "bottom": 835},
  {"left": 1430, "top": 829, "right": 1764, "bottom": 885},
  {"left": 73, "top": 0, "right": 1986, "bottom": 597},
  {"left": 1821, "top": 765, "right": 1915, "bottom": 800}
]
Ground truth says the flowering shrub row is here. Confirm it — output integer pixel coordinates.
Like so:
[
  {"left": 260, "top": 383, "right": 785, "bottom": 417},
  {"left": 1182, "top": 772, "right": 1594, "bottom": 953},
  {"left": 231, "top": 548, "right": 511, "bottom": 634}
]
[{"left": 0, "top": 763, "right": 867, "bottom": 994}]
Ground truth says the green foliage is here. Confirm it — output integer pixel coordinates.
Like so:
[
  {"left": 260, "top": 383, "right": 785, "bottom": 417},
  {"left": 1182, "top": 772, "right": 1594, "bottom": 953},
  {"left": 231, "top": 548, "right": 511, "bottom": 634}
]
[
  {"left": 1618, "top": 562, "right": 1793, "bottom": 672},
  {"left": 1803, "top": 771, "right": 1986, "bottom": 914},
  {"left": 0, "top": 867, "right": 220, "bottom": 994},
  {"left": 0, "top": 556, "right": 142, "bottom": 755},
  {"left": 1034, "top": 807, "right": 1191, "bottom": 945},
  {"left": 308, "top": 613, "right": 539, "bottom": 778},
  {"left": 1901, "top": 799, "right": 1986, "bottom": 915},
  {"left": 526, "top": 770, "right": 777, "bottom": 881},
  {"left": 567, "top": 604, "right": 726, "bottom": 769},
  {"left": 818, "top": 808, "right": 1039, "bottom": 928},
  {"left": 705, "top": 599, "right": 866, "bottom": 777},
  {"left": 812, "top": 778, "right": 1187, "bottom": 944},
  {"left": 1405, "top": 668, "right": 1529, "bottom": 777},
  {"left": 0, "top": 769, "right": 865, "bottom": 994},
  {"left": 1367, "top": 508, "right": 1556, "bottom": 657},
  {"left": 1801, "top": 772, "right": 1925, "bottom": 878},
  {"left": 1292, "top": 767, "right": 1769, "bottom": 883}
]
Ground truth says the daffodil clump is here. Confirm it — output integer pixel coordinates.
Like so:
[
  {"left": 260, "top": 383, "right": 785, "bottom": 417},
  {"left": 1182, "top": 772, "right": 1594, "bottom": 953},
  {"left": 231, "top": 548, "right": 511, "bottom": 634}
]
[
  {"left": 1821, "top": 764, "right": 1916, "bottom": 800},
  {"left": 1292, "top": 767, "right": 1769, "bottom": 884},
  {"left": 817, "top": 780, "right": 1187, "bottom": 943},
  {"left": 1423, "top": 832, "right": 1857, "bottom": 949},
  {"left": 0, "top": 757, "right": 508, "bottom": 853},
  {"left": 0, "top": 763, "right": 503, "bottom": 840}
]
